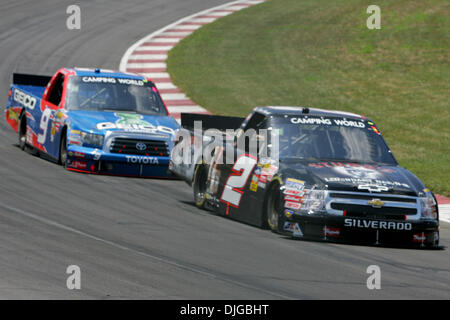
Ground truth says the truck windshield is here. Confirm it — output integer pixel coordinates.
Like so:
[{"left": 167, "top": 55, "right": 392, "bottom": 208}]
[
  {"left": 65, "top": 76, "right": 167, "bottom": 116},
  {"left": 271, "top": 116, "right": 397, "bottom": 165}
]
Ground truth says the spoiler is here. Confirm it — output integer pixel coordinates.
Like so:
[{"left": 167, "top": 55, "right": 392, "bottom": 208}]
[
  {"left": 13, "top": 73, "right": 52, "bottom": 87},
  {"left": 181, "top": 113, "right": 244, "bottom": 131}
]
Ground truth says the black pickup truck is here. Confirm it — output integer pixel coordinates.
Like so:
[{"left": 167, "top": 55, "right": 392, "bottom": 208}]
[{"left": 169, "top": 106, "right": 440, "bottom": 248}]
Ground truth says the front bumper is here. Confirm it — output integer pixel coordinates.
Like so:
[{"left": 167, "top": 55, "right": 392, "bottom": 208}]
[
  {"left": 66, "top": 144, "right": 175, "bottom": 178},
  {"left": 281, "top": 214, "right": 440, "bottom": 248}
]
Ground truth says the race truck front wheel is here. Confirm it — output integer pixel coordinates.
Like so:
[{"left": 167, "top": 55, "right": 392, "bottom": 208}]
[
  {"left": 266, "top": 182, "right": 283, "bottom": 232},
  {"left": 59, "top": 130, "right": 68, "bottom": 167},
  {"left": 193, "top": 164, "right": 208, "bottom": 209}
]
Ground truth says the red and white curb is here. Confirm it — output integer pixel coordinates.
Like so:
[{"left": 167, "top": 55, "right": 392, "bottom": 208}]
[
  {"left": 436, "top": 195, "right": 450, "bottom": 223},
  {"left": 119, "top": 0, "right": 266, "bottom": 122}
]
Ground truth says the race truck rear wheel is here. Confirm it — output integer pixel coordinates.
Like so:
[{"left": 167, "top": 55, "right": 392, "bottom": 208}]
[
  {"left": 59, "top": 129, "right": 68, "bottom": 167},
  {"left": 18, "top": 113, "right": 27, "bottom": 150},
  {"left": 266, "top": 182, "right": 283, "bottom": 232},
  {"left": 193, "top": 164, "right": 208, "bottom": 209}
]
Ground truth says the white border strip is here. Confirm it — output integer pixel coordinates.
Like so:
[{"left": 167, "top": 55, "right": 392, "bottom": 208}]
[{"left": 439, "top": 204, "right": 450, "bottom": 223}]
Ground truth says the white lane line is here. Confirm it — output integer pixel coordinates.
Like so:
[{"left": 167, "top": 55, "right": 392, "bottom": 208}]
[
  {"left": 168, "top": 106, "right": 208, "bottom": 113},
  {"left": 189, "top": 17, "right": 217, "bottom": 23},
  {"left": 161, "top": 93, "right": 188, "bottom": 100},
  {"left": 133, "top": 45, "right": 174, "bottom": 51},
  {"left": 126, "top": 62, "right": 167, "bottom": 69},
  {"left": 146, "top": 38, "right": 181, "bottom": 43},
  {"left": 158, "top": 31, "right": 193, "bottom": 37},
  {"left": 208, "top": 11, "right": 233, "bottom": 16},
  {"left": 225, "top": 5, "right": 248, "bottom": 11},
  {"left": 140, "top": 72, "right": 171, "bottom": 79},
  {"left": 171, "top": 25, "right": 202, "bottom": 30},
  {"left": 129, "top": 54, "right": 168, "bottom": 60},
  {"left": 439, "top": 204, "right": 450, "bottom": 223},
  {"left": 246, "top": 0, "right": 265, "bottom": 3},
  {"left": 154, "top": 82, "right": 177, "bottom": 90}
]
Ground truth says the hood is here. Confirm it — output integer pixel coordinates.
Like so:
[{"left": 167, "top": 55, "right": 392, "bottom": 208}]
[
  {"left": 67, "top": 110, "right": 180, "bottom": 137},
  {"left": 279, "top": 160, "right": 425, "bottom": 196}
]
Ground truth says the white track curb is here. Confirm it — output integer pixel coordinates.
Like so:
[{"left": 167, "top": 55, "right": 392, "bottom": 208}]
[{"left": 119, "top": 0, "right": 266, "bottom": 121}]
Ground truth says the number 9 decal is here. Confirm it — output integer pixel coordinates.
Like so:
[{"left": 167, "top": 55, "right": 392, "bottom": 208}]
[
  {"left": 220, "top": 154, "right": 257, "bottom": 208},
  {"left": 37, "top": 108, "right": 52, "bottom": 145}
]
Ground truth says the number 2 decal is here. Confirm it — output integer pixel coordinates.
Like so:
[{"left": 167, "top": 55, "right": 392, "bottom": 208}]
[
  {"left": 220, "top": 154, "right": 257, "bottom": 208},
  {"left": 37, "top": 108, "right": 52, "bottom": 145}
]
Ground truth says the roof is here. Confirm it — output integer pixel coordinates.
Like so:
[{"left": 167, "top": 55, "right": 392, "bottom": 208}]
[
  {"left": 69, "top": 68, "right": 145, "bottom": 80},
  {"left": 255, "top": 106, "right": 365, "bottom": 120}
]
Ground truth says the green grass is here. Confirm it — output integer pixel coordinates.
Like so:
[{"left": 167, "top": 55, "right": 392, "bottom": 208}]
[{"left": 167, "top": 0, "right": 450, "bottom": 196}]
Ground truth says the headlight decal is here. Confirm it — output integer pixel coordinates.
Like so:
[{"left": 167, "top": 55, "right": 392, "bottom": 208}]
[
  {"left": 80, "top": 132, "right": 104, "bottom": 148},
  {"left": 419, "top": 192, "right": 438, "bottom": 220}
]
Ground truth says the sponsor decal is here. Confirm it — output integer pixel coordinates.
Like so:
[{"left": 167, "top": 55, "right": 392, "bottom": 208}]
[
  {"left": 323, "top": 226, "right": 340, "bottom": 238},
  {"left": 285, "top": 201, "right": 302, "bottom": 210},
  {"left": 68, "top": 130, "right": 82, "bottom": 145},
  {"left": 412, "top": 233, "right": 426, "bottom": 243},
  {"left": 283, "top": 222, "right": 303, "bottom": 237},
  {"left": 125, "top": 155, "right": 159, "bottom": 165},
  {"left": 81, "top": 77, "right": 145, "bottom": 86},
  {"left": 290, "top": 117, "right": 365, "bottom": 128},
  {"left": 14, "top": 89, "right": 37, "bottom": 110},
  {"left": 333, "top": 119, "right": 365, "bottom": 128},
  {"left": 259, "top": 174, "right": 267, "bottom": 184},
  {"left": 284, "top": 194, "right": 303, "bottom": 202},
  {"left": 97, "top": 113, "right": 175, "bottom": 136},
  {"left": 358, "top": 184, "right": 390, "bottom": 192},
  {"left": 370, "top": 125, "right": 381, "bottom": 135},
  {"left": 259, "top": 163, "right": 277, "bottom": 183},
  {"left": 68, "top": 160, "right": 87, "bottom": 170},
  {"left": 8, "top": 108, "right": 18, "bottom": 121},
  {"left": 284, "top": 209, "right": 294, "bottom": 218},
  {"left": 249, "top": 174, "right": 259, "bottom": 192},
  {"left": 136, "top": 142, "right": 147, "bottom": 151},
  {"left": 92, "top": 149, "right": 102, "bottom": 161},
  {"left": 368, "top": 199, "right": 385, "bottom": 208},
  {"left": 257, "top": 181, "right": 266, "bottom": 189},
  {"left": 285, "top": 178, "right": 305, "bottom": 191},
  {"left": 308, "top": 162, "right": 393, "bottom": 173},
  {"left": 344, "top": 218, "right": 412, "bottom": 230},
  {"left": 284, "top": 188, "right": 305, "bottom": 196},
  {"left": 322, "top": 177, "right": 408, "bottom": 190}
]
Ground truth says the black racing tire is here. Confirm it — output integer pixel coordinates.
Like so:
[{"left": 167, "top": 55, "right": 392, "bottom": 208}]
[
  {"left": 266, "top": 182, "right": 283, "bottom": 232},
  {"left": 18, "top": 112, "right": 27, "bottom": 150},
  {"left": 59, "top": 129, "right": 68, "bottom": 167},
  {"left": 192, "top": 164, "right": 208, "bottom": 209}
]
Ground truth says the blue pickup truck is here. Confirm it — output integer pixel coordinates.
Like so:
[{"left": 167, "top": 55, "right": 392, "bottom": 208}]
[{"left": 5, "top": 67, "right": 180, "bottom": 177}]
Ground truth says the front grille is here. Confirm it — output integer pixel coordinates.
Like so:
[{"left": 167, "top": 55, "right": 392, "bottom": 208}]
[
  {"left": 329, "top": 193, "right": 416, "bottom": 203},
  {"left": 330, "top": 203, "right": 417, "bottom": 216},
  {"left": 328, "top": 191, "right": 418, "bottom": 219},
  {"left": 110, "top": 137, "right": 169, "bottom": 156}
]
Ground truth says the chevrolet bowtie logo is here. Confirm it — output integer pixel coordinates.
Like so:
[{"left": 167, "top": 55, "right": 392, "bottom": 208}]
[{"left": 368, "top": 199, "right": 385, "bottom": 208}]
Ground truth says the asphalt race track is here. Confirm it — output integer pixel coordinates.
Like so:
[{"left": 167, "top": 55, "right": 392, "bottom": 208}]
[{"left": 0, "top": 0, "right": 449, "bottom": 299}]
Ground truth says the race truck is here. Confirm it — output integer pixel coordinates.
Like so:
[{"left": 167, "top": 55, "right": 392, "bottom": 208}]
[
  {"left": 5, "top": 68, "right": 179, "bottom": 177},
  {"left": 170, "top": 106, "right": 440, "bottom": 248}
]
